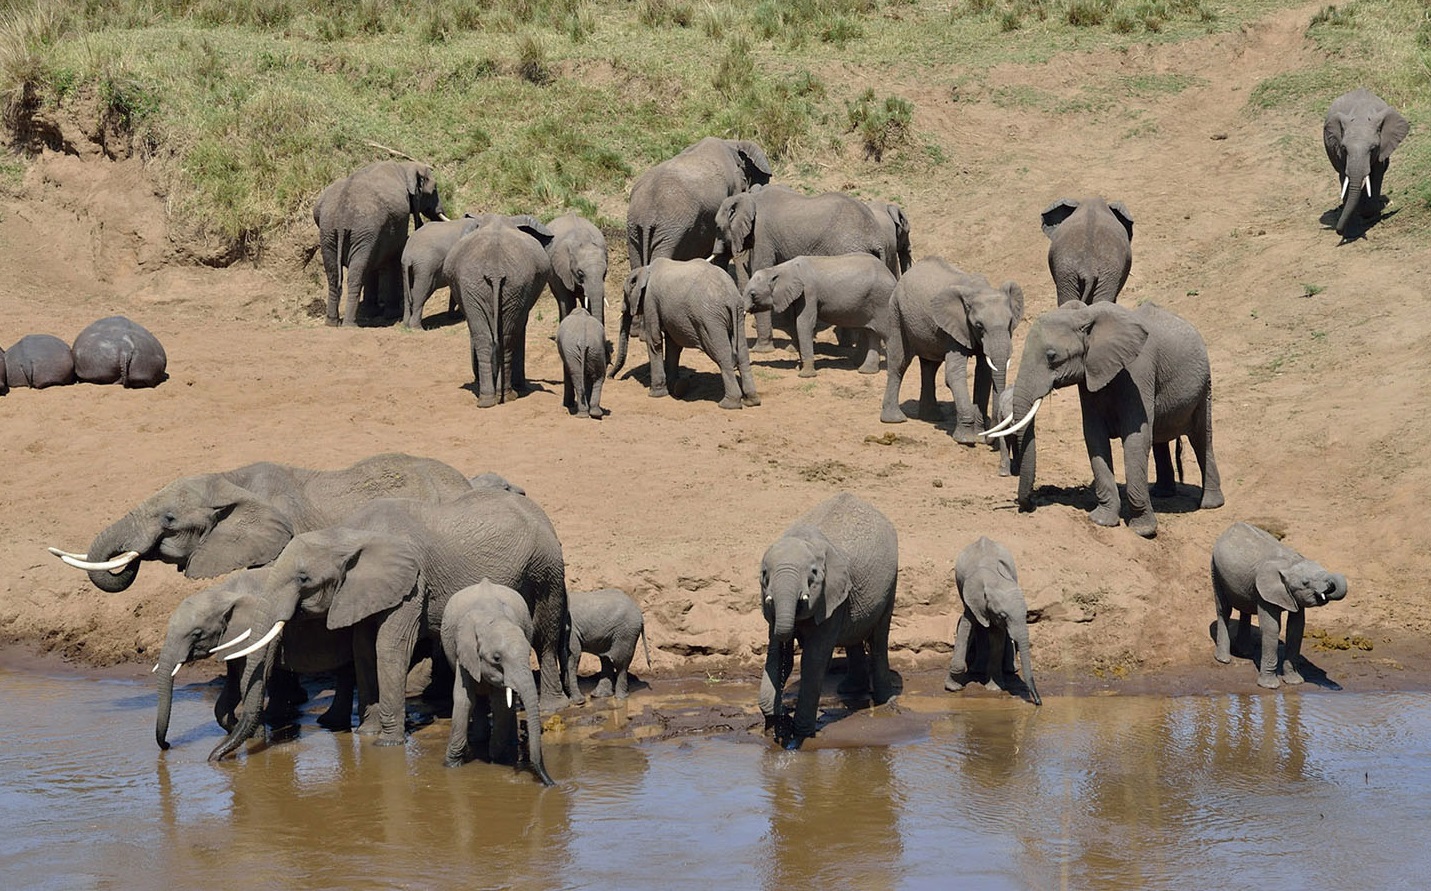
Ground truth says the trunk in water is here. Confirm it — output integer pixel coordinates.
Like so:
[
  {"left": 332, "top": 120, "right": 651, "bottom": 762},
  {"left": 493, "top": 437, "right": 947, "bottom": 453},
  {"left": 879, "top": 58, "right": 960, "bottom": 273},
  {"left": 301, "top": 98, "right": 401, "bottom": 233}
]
[
  {"left": 1337, "top": 158, "right": 1370, "bottom": 235},
  {"left": 155, "top": 658, "right": 177, "bottom": 750},
  {"left": 514, "top": 675, "right": 554, "bottom": 786},
  {"left": 1012, "top": 622, "right": 1040, "bottom": 706},
  {"left": 208, "top": 645, "right": 275, "bottom": 761},
  {"left": 85, "top": 518, "right": 143, "bottom": 592}
]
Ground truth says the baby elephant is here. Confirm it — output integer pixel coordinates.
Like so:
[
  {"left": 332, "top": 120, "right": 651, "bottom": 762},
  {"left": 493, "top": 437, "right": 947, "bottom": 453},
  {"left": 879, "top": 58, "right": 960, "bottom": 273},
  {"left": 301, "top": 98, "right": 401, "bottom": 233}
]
[
  {"left": 743, "top": 253, "right": 895, "bottom": 377},
  {"left": 72, "top": 316, "right": 168, "bottom": 388},
  {"left": 5, "top": 334, "right": 75, "bottom": 389},
  {"left": 556, "top": 305, "right": 608, "bottom": 419},
  {"left": 945, "top": 537, "right": 1040, "bottom": 706},
  {"left": 1211, "top": 522, "right": 1348, "bottom": 689},
  {"left": 441, "top": 579, "right": 555, "bottom": 785},
  {"left": 568, "top": 588, "right": 649, "bottom": 700}
]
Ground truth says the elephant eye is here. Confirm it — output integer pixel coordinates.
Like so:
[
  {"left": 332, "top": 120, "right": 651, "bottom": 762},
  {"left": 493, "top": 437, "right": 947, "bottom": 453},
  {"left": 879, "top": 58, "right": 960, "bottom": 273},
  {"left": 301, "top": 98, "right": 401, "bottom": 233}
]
[
  {"left": 161, "top": 512, "right": 178, "bottom": 529},
  {"left": 491, "top": 652, "right": 502, "bottom": 663},
  {"left": 297, "top": 571, "right": 311, "bottom": 586}
]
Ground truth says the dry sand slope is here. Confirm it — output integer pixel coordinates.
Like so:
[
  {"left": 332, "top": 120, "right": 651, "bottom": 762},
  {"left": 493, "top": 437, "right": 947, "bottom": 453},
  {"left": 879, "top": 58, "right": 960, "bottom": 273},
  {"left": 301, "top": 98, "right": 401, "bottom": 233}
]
[{"left": 1, "top": 3, "right": 1427, "bottom": 693}]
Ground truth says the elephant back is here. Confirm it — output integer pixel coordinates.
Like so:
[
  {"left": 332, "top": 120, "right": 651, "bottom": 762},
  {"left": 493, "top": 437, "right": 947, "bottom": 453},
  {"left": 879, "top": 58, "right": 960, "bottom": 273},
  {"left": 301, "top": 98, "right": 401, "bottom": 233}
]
[
  {"left": 5, "top": 334, "right": 75, "bottom": 388},
  {"left": 72, "top": 316, "right": 167, "bottom": 388},
  {"left": 790, "top": 493, "right": 898, "bottom": 625},
  {"left": 318, "top": 161, "right": 412, "bottom": 229}
]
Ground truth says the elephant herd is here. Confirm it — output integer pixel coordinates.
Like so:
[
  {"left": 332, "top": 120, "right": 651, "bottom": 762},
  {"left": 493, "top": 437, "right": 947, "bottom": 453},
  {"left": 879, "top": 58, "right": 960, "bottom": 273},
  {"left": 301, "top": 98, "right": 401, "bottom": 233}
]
[{"left": 2, "top": 315, "right": 167, "bottom": 393}]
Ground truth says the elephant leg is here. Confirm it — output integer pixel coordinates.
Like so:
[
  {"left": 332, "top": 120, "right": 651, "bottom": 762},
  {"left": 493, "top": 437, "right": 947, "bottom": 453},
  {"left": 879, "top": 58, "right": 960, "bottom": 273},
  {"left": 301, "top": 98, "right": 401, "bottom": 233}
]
[
  {"left": 791, "top": 640, "right": 835, "bottom": 743},
  {"left": 867, "top": 600, "right": 895, "bottom": 705},
  {"left": 592, "top": 657, "right": 616, "bottom": 698},
  {"left": 1232, "top": 608, "right": 1254, "bottom": 659},
  {"left": 837, "top": 641, "right": 870, "bottom": 695},
  {"left": 983, "top": 630, "right": 1008, "bottom": 693},
  {"left": 588, "top": 371, "right": 606, "bottom": 418},
  {"left": 972, "top": 358, "right": 993, "bottom": 428},
  {"left": 1190, "top": 391, "right": 1225, "bottom": 509},
  {"left": 945, "top": 349, "right": 978, "bottom": 444},
  {"left": 612, "top": 652, "right": 631, "bottom": 700},
  {"left": 215, "top": 659, "right": 243, "bottom": 731},
  {"left": 1366, "top": 160, "right": 1388, "bottom": 216},
  {"left": 945, "top": 613, "right": 973, "bottom": 691},
  {"left": 647, "top": 332, "right": 670, "bottom": 398},
  {"left": 1255, "top": 603, "right": 1284, "bottom": 689},
  {"left": 1083, "top": 413, "right": 1122, "bottom": 528},
  {"left": 445, "top": 669, "right": 477, "bottom": 766},
  {"left": 1123, "top": 430, "right": 1156, "bottom": 538},
  {"left": 735, "top": 321, "right": 760, "bottom": 407},
  {"left": 710, "top": 336, "right": 745, "bottom": 409},
  {"left": 317, "top": 665, "right": 356, "bottom": 731},
  {"left": 1212, "top": 578, "right": 1234, "bottom": 664},
  {"left": 378, "top": 263, "right": 403, "bottom": 321},
  {"left": 856, "top": 328, "right": 881, "bottom": 375},
  {"left": 372, "top": 613, "right": 421, "bottom": 745},
  {"left": 561, "top": 362, "right": 576, "bottom": 412},
  {"left": 353, "top": 622, "right": 382, "bottom": 735},
  {"left": 665, "top": 344, "right": 686, "bottom": 398},
  {"left": 489, "top": 691, "right": 518, "bottom": 765},
  {"left": 320, "top": 233, "right": 344, "bottom": 327},
  {"left": 1282, "top": 611, "right": 1307, "bottom": 685},
  {"left": 880, "top": 328, "right": 913, "bottom": 423},
  {"left": 468, "top": 315, "right": 500, "bottom": 409},
  {"left": 917, "top": 356, "right": 941, "bottom": 421},
  {"left": 268, "top": 668, "right": 306, "bottom": 723},
  {"left": 1151, "top": 441, "right": 1177, "bottom": 497},
  {"left": 795, "top": 308, "right": 819, "bottom": 378},
  {"left": 758, "top": 633, "right": 787, "bottom": 724},
  {"left": 510, "top": 315, "right": 530, "bottom": 392},
  {"left": 752, "top": 308, "right": 776, "bottom": 353}
]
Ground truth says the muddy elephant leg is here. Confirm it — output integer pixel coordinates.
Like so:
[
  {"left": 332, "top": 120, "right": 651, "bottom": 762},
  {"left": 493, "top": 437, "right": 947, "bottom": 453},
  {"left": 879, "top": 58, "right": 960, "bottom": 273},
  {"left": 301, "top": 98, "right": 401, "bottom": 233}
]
[
  {"left": 1123, "top": 429, "right": 1156, "bottom": 538},
  {"left": 1281, "top": 611, "right": 1306, "bottom": 685},
  {"left": 373, "top": 614, "right": 421, "bottom": 746},
  {"left": 1212, "top": 579, "right": 1234, "bottom": 664},
  {"left": 983, "top": 629, "right": 1008, "bottom": 693},
  {"left": 880, "top": 326, "right": 913, "bottom": 423},
  {"left": 352, "top": 622, "right": 382, "bottom": 735},
  {"left": 945, "top": 349, "right": 978, "bottom": 444},
  {"left": 592, "top": 657, "right": 616, "bottom": 698},
  {"left": 708, "top": 335, "right": 744, "bottom": 409},
  {"left": 1190, "top": 391, "right": 1225, "bottom": 509},
  {"left": 1255, "top": 602, "right": 1284, "bottom": 689},
  {"left": 1232, "top": 608, "right": 1254, "bottom": 658},
  {"left": 321, "top": 233, "right": 344, "bottom": 327},
  {"left": 917, "top": 356, "right": 941, "bottom": 421},
  {"left": 1083, "top": 412, "right": 1122, "bottom": 528},
  {"left": 791, "top": 640, "right": 835, "bottom": 744},
  {"left": 735, "top": 323, "right": 760, "bottom": 407},
  {"left": 588, "top": 372, "right": 606, "bottom": 418},
  {"left": 838, "top": 641, "right": 870, "bottom": 695},
  {"left": 868, "top": 602, "right": 895, "bottom": 705},
  {"left": 445, "top": 669, "right": 477, "bottom": 766},
  {"left": 468, "top": 317, "right": 500, "bottom": 409}
]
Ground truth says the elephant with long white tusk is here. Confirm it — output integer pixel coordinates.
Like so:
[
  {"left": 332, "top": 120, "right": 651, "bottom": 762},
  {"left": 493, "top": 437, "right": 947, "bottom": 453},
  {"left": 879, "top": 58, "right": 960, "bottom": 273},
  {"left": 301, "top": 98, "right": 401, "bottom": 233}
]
[{"left": 1324, "top": 88, "right": 1409, "bottom": 237}]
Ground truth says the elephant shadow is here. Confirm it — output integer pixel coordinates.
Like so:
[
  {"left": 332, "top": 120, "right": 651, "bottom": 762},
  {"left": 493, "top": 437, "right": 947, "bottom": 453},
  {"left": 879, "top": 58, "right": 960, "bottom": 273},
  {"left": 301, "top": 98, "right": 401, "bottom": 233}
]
[
  {"left": 1203, "top": 620, "right": 1343, "bottom": 691},
  {"left": 414, "top": 307, "right": 466, "bottom": 331},
  {"left": 1026, "top": 481, "right": 1204, "bottom": 516},
  {"left": 1320, "top": 201, "right": 1396, "bottom": 242},
  {"left": 775, "top": 653, "right": 906, "bottom": 738},
  {"left": 616, "top": 362, "right": 743, "bottom": 406},
  {"left": 458, "top": 379, "right": 554, "bottom": 401},
  {"left": 753, "top": 337, "right": 869, "bottom": 373}
]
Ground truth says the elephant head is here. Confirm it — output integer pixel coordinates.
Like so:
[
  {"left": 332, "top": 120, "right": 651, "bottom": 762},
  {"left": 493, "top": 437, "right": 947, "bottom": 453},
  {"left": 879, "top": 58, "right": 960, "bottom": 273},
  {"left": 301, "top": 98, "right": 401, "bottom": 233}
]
[
  {"left": 611, "top": 264, "right": 652, "bottom": 377},
  {"left": 51, "top": 474, "right": 298, "bottom": 593},
  {"left": 402, "top": 162, "right": 446, "bottom": 228},
  {"left": 989, "top": 302, "right": 1149, "bottom": 508},
  {"left": 760, "top": 528, "right": 851, "bottom": 642},
  {"left": 456, "top": 611, "right": 553, "bottom": 786},
  {"left": 867, "top": 200, "right": 912, "bottom": 274},
  {"left": 743, "top": 261, "right": 801, "bottom": 316},
  {"left": 1324, "top": 90, "right": 1408, "bottom": 235},
  {"left": 960, "top": 562, "right": 1040, "bottom": 706},
  {"left": 930, "top": 276, "right": 1024, "bottom": 402},
  {"left": 712, "top": 191, "right": 757, "bottom": 260},
  {"left": 1258, "top": 559, "right": 1349, "bottom": 613},
  {"left": 550, "top": 225, "right": 608, "bottom": 317}
]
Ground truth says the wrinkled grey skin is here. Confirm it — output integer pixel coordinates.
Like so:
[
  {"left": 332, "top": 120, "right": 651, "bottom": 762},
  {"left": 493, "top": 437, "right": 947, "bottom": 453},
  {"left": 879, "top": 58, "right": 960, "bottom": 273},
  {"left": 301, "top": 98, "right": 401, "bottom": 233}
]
[
  {"left": 546, "top": 213, "right": 609, "bottom": 328},
  {"left": 5, "top": 334, "right": 75, "bottom": 388},
  {"left": 1325, "top": 88, "right": 1409, "bottom": 237},
  {"left": 71, "top": 316, "right": 168, "bottom": 388},
  {"left": 556, "top": 306, "right": 608, "bottom": 419},
  {"left": 759, "top": 493, "right": 898, "bottom": 748},
  {"left": 1003, "top": 302, "right": 1223, "bottom": 537},
  {"left": 441, "top": 580, "right": 554, "bottom": 785},
  {"left": 208, "top": 487, "right": 575, "bottom": 760},
  {"left": 1041, "top": 197, "right": 1133, "bottom": 306},
  {"left": 612, "top": 259, "right": 760, "bottom": 410},
  {"left": 864, "top": 199, "right": 912, "bottom": 277},
  {"left": 65, "top": 453, "right": 472, "bottom": 594},
  {"left": 444, "top": 213, "right": 554, "bottom": 407},
  {"left": 314, "top": 160, "right": 446, "bottom": 327},
  {"left": 154, "top": 567, "right": 357, "bottom": 751},
  {"left": 626, "top": 137, "right": 772, "bottom": 270},
  {"left": 399, "top": 215, "right": 481, "bottom": 329},
  {"left": 880, "top": 258, "right": 1025, "bottom": 472},
  {"left": 743, "top": 253, "right": 895, "bottom": 377},
  {"left": 568, "top": 588, "right": 649, "bottom": 700},
  {"left": 714, "top": 186, "right": 891, "bottom": 353},
  {"left": 468, "top": 472, "right": 525, "bottom": 495},
  {"left": 1212, "top": 522, "right": 1348, "bottom": 689},
  {"left": 944, "top": 537, "right": 1040, "bottom": 706}
]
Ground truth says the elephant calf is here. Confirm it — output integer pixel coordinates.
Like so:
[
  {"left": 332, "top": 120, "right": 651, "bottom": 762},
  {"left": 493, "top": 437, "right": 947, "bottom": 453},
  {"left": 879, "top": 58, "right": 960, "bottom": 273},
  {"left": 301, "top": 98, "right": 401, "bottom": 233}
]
[
  {"left": 556, "top": 306, "right": 608, "bottom": 419},
  {"left": 743, "top": 253, "right": 895, "bottom": 378},
  {"left": 400, "top": 216, "right": 480, "bottom": 329},
  {"left": 72, "top": 316, "right": 167, "bottom": 388},
  {"left": 569, "top": 588, "right": 649, "bottom": 700},
  {"left": 1212, "top": 522, "right": 1348, "bottom": 689},
  {"left": 944, "top": 537, "right": 1040, "bottom": 706},
  {"left": 5, "top": 334, "right": 75, "bottom": 389}
]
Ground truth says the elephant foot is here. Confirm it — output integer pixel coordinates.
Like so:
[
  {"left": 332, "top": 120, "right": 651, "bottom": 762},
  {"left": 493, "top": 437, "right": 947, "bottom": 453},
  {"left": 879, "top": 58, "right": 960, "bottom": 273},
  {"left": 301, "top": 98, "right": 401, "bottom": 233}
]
[
  {"left": 374, "top": 734, "right": 406, "bottom": 747},
  {"left": 1150, "top": 481, "right": 1177, "bottom": 498},
  {"left": 444, "top": 756, "right": 464, "bottom": 768},
  {"left": 751, "top": 339, "right": 776, "bottom": 354},
  {"left": 1128, "top": 513, "right": 1158, "bottom": 539},
  {"left": 325, "top": 316, "right": 341, "bottom": 328},
  {"left": 588, "top": 407, "right": 605, "bottom": 419},
  {"left": 983, "top": 679, "right": 1004, "bottom": 693},
  {"left": 1201, "top": 489, "right": 1225, "bottom": 510},
  {"left": 857, "top": 360, "right": 880, "bottom": 375},
  {"left": 1282, "top": 664, "right": 1305, "bottom": 685},
  {"left": 718, "top": 396, "right": 744, "bottom": 410},
  {"left": 742, "top": 393, "right": 761, "bottom": 407},
  {"left": 500, "top": 388, "right": 519, "bottom": 403},
  {"left": 355, "top": 716, "right": 382, "bottom": 735},
  {"left": 317, "top": 711, "right": 352, "bottom": 732},
  {"left": 880, "top": 408, "right": 908, "bottom": 424},
  {"left": 944, "top": 674, "right": 967, "bottom": 693},
  {"left": 649, "top": 386, "right": 668, "bottom": 398},
  {"left": 540, "top": 693, "right": 572, "bottom": 715},
  {"left": 1257, "top": 672, "right": 1281, "bottom": 690},
  {"left": 477, "top": 394, "right": 498, "bottom": 408},
  {"left": 591, "top": 680, "right": 614, "bottom": 699},
  {"left": 1213, "top": 650, "right": 1232, "bottom": 665},
  {"left": 952, "top": 426, "right": 978, "bottom": 446},
  {"left": 1089, "top": 504, "right": 1122, "bottom": 528},
  {"left": 836, "top": 675, "right": 870, "bottom": 696},
  {"left": 797, "top": 367, "right": 818, "bottom": 379}
]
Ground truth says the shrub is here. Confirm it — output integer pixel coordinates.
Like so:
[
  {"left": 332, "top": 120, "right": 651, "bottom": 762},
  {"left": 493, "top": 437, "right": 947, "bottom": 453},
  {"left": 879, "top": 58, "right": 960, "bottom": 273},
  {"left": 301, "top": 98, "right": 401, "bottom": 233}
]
[{"left": 846, "top": 88, "right": 913, "bottom": 161}]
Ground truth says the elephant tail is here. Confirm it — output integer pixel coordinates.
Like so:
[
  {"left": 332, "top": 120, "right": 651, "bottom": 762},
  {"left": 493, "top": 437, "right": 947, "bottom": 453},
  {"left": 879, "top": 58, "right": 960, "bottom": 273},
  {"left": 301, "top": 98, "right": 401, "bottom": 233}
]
[{"left": 1079, "top": 274, "right": 1095, "bottom": 304}]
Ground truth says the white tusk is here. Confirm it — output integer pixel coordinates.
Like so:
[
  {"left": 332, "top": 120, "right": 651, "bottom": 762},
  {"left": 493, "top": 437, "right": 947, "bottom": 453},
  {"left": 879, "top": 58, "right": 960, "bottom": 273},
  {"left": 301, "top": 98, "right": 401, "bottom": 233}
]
[
  {"left": 603, "top": 296, "right": 610, "bottom": 308},
  {"left": 437, "top": 213, "right": 450, "bottom": 222},
  {"left": 985, "top": 398, "right": 1042, "bottom": 440},
  {"left": 982, "top": 416, "right": 1014, "bottom": 436},
  {"left": 506, "top": 687, "right": 514, "bottom": 709},
  {"left": 208, "top": 628, "right": 252, "bottom": 654},
  {"left": 48, "top": 547, "right": 90, "bottom": 560},
  {"left": 171, "top": 662, "right": 183, "bottom": 678},
  {"left": 59, "top": 551, "right": 140, "bottom": 573},
  {"left": 1006, "top": 359, "right": 1011, "bottom": 372},
  {"left": 152, "top": 663, "right": 159, "bottom": 673},
  {"left": 222, "top": 621, "right": 285, "bottom": 661},
  {"left": 705, "top": 254, "right": 717, "bottom": 263},
  {"left": 1363, "top": 176, "right": 1372, "bottom": 198},
  {"left": 1340, "top": 176, "right": 1349, "bottom": 201},
  {"left": 985, "top": 356, "right": 998, "bottom": 373}
]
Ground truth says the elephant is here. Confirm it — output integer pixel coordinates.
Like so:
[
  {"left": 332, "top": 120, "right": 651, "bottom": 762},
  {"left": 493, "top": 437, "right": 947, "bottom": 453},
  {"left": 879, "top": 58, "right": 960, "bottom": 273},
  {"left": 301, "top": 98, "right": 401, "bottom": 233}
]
[
  {"left": 556, "top": 305, "right": 607, "bottom": 419},
  {"left": 154, "top": 567, "right": 358, "bottom": 751},
  {"left": 48, "top": 453, "right": 473, "bottom": 593},
  {"left": 568, "top": 588, "right": 649, "bottom": 700},
  {"left": 742, "top": 253, "right": 895, "bottom": 377},
  {"left": 468, "top": 472, "right": 526, "bottom": 495},
  {"left": 759, "top": 492, "right": 898, "bottom": 748},
  {"left": 612, "top": 258, "right": 761, "bottom": 410},
  {"left": 399, "top": 215, "right": 481, "bottom": 329},
  {"left": 943, "top": 537, "right": 1040, "bottom": 706},
  {"left": 546, "top": 212, "right": 609, "bottom": 328},
  {"left": 443, "top": 213, "right": 554, "bottom": 407},
  {"left": 714, "top": 185, "right": 892, "bottom": 353},
  {"left": 71, "top": 316, "right": 167, "bottom": 388},
  {"left": 4, "top": 334, "right": 75, "bottom": 388},
  {"left": 207, "top": 486, "right": 574, "bottom": 760},
  {"left": 864, "top": 199, "right": 912, "bottom": 277},
  {"left": 880, "top": 257, "right": 1025, "bottom": 472},
  {"left": 1324, "top": 88, "right": 1409, "bottom": 236},
  {"left": 987, "top": 301, "right": 1224, "bottom": 538},
  {"left": 1040, "top": 197, "right": 1133, "bottom": 305},
  {"left": 441, "top": 579, "right": 555, "bottom": 785},
  {"left": 1212, "top": 522, "right": 1349, "bottom": 689},
  {"left": 625, "top": 137, "right": 772, "bottom": 269},
  {"left": 314, "top": 160, "right": 447, "bottom": 327}
]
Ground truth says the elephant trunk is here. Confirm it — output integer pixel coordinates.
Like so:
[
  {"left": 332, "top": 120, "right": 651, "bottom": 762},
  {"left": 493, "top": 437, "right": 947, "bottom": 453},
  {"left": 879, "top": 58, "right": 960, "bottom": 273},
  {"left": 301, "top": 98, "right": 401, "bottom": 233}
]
[
  {"left": 84, "top": 517, "right": 146, "bottom": 592},
  {"left": 1337, "top": 155, "right": 1371, "bottom": 235},
  {"left": 155, "top": 656, "right": 179, "bottom": 750},
  {"left": 208, "top": 643, "right": 274, "bottom": 761},
  {"left": 1008, "top": 343, "right": 1054, "bottom": 509},
  {"left": 513, "top": 673, "right": 554, "bottom": 786},
  {"left": 769, "top": 572, "right": 802, "bottom": 642},
  {"left": 610, "top": 306, "right": 632, "bottom": 377},
  {"left": 1011, "top": 620, "right": 1040, "bottom": 706},
  {"left": 1326, "top": 573, "right": 1349, "bottom": 603}
]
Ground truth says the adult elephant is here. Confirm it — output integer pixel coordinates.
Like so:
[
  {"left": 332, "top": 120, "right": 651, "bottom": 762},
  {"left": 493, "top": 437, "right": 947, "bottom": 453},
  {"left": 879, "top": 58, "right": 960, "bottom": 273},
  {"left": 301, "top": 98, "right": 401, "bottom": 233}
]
[
  {"left": 546, "top": 212, "right": 609, "bottom": 328},
  {"left": 714, "top": 186, "right": 890, "bottom": 352},
  {"left": 444, "top": 214, "right": 554, "bottom": 407},
  {"left": 208, "top": 487, "right": 574, "bottom": 760},
  {"left": 314, "top": 160, "right": 446, "bottom": 327},
  {"left": 1324, "top": 88, "right": 1409, "bottom": 236},
  {"left": 1040, "top": 197, "right": 1133, "bottom": 305},
  {"left": 154, "top": 567, "right": 357, "bottom": 751},
  {"left": 625, "top": 137, "right": 772, "bottom": 269},
  {"left": 400, "top": 215, "right": 481, "bottom": 329},
  {"left": 759, "top": 493, "right": 898, "bottom": 749},
  {"left": 48, "top": 453, "right": 473, "bottom": 593},
  {"left": 987, "top": 301, "right": 1223, "bottom": 538},
  {"left": 880, "top": 258, "right": 1024, "bottom": 473}
]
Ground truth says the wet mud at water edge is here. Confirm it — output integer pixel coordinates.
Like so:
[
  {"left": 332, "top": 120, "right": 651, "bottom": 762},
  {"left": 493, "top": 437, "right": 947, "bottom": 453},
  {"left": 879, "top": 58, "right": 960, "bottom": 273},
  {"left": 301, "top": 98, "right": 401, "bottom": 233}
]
[{"left": 4, "top": 665, "right": 1431, "bottom": 891}]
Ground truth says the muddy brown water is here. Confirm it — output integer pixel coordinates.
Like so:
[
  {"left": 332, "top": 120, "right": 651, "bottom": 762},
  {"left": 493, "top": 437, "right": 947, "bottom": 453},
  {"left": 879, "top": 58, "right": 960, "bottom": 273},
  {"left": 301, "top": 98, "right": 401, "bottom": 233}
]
[{"left": 3, "top": 667, "right": 1429, "bottom": 890}]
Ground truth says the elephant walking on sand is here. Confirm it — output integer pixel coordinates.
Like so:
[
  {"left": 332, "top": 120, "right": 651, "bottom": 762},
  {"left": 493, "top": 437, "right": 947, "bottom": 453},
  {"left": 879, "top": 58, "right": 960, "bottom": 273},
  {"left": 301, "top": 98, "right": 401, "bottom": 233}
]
[
  {"left": 556, "top": 306, "right": 607, "bottom": 419},
  {"left": 314, "top": 160, "right": 446, "bottom": 327},
  {"left": 568, "top": 588, "right": 649, "bottom": 700},
  {"left": 1324, "top": 88, "right": 1409, "bottom": 237},
  {"left": 759, "top": 493, "right": 898, "bottom": 749},
  {"left": 944, "top": 537, "right": 1040, "bottom": 706},
  {"left": 987, "top": 301, "right": 1223, "bottom": 538},
  {"left": 1041, "top": 197, "right": 1133, "bottom": 305},
  {"left": 612, "top": 258, "right": 760, "bottom": 410},
  {"left": 400, "top": 216, "right": 481, "bottom": 329},
  {"left": 442, "top": 579, "right": 555, "bottom": 785},
  {"left": 1212, "top": 522, "right": 1348, "bottom": 689}
]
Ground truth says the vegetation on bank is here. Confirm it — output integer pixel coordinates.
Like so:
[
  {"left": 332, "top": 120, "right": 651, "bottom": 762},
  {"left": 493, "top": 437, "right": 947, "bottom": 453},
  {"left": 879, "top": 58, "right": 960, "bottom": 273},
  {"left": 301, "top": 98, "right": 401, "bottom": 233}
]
[{"left": 0, "top": 0, "right": 1423, "bottom": 259}]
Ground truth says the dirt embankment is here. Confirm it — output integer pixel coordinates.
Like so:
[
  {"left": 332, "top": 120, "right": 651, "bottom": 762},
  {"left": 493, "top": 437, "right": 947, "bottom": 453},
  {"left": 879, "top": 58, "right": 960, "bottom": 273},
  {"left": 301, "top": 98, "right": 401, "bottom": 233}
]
[{"left": 2, "top": 3, "right": 1428, "bottom": 697}]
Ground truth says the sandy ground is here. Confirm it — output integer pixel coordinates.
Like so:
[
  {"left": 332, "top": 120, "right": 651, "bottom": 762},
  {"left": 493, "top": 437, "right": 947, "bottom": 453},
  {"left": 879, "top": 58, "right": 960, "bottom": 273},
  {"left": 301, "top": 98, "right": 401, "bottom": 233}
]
[{"left": 3, "top": 3, "right": 1429, "bottom": 709}]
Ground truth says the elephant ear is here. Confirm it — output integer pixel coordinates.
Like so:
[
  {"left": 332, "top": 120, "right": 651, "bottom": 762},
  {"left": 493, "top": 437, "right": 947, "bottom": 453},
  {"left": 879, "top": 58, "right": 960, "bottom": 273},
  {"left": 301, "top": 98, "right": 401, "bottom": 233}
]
[
  {"left": 769, "top": 263, "right": 804, "bottom": 314},
  {"left": 1379, "top": 107, "right": 1409, "bottom": 159},
  {"left": 960, "top": 576, "right": 993, "bottom": 629},
  {"left": 185, "top": 479, "right": 296, "bottom": 579},
  {"left": 1255, "top": 562, "right": 1300, "bottom": 613},
  {"left": 733, "top": 140, "right": 773, "bottom": 187},
  {"left": 509, "top": 215, "right": 555, "bottom": 247},
  {"left": 1323, "top": 112, "right": 1347, "bottom": 157},
  {"left": 1082, "top": 304, "right": 1149, "bottom": 392},
  {"left": 323, "top": 530, "right": 422, "bottom": 630},
  {"left": 816, "top": 536, "right": 852, "bottom": 625},
  {"left": 1040, "top": 199, "right": 1080, "bottom": 239},
  {"left": 624, "top": 267, "right": 650, "bottom": 318},
  {"left": 404, "top": 163, "right": 433, "bottom": 217},
  {"left": 929, "top": 286, "right": 975, "bottom": 352},
  {"left": 1002, "top": 281, "right": 1026, "bottom": 329},
  {"left": 551, "top": 237, "right": 578, "bottom": 292},
  {"left": 723, "top": 193, "right": 757, "bottom": 254},
  {"left": 1108, "top": 201, "right": 1134, "bottom": 242}
]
